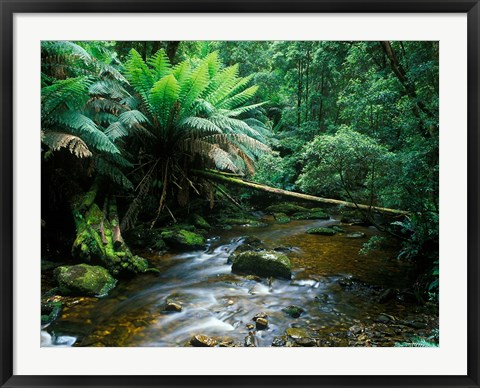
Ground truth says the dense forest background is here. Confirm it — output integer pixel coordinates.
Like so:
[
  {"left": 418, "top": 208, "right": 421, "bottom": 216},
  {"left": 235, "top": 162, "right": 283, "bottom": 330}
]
[{"left": 41, "top": 40, "right": 439, "bottom": 301}]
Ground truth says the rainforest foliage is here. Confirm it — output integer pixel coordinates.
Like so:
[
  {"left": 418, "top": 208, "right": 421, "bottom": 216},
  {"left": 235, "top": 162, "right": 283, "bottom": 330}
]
[{"left": 41, "top": 41, "right": 439, "bottom": 295}]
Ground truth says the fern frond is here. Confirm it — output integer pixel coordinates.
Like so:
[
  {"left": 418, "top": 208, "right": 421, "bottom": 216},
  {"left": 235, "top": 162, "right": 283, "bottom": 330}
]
[
  {"left": 220, "top": 86, "right": 260, "bottom": 110},
  {"left": 56, "top": 111, "right": 119, "bottom": 154},
  {"left": 41, "top": 130, "right": 92, "bottom": 158},
  {"left": 179, "top": 60, "right": 210, "bottom": 114},
  {"left": 94, "top": 156, "right": 133, "bottom": 189},
  {"left": 147, "top": 49, "right": 171, "bottom": 81},
  {"left": 179, "top": 116, "right": 222, "bottom": 135},
  {"left": 149, "top": 74, "right": 180, "bottom": 126},
  {"left": 124, "top": 49, "right": 155, "bottom": 115},
  {"left": 205, "top": 64, "right": 239, "bottom": 104}
]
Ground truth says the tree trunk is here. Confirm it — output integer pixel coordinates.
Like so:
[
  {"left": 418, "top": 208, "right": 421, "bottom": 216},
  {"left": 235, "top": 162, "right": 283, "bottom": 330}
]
[
  {"left": 71, "top": 183, "right": 148, "bottom": 277},
  {"left": 193, "top": 169, "right": 409, "bottom": 216}
]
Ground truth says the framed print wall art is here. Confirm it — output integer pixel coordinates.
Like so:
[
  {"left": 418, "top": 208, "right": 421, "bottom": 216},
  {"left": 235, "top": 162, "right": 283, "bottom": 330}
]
[{"left": 0, "top": 1, "right": 479, "bottom": 387}]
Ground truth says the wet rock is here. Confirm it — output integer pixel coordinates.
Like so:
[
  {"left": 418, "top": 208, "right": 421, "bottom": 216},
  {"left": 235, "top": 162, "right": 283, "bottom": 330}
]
[
  {"left": 331, "top": 225, "right": 346, "bottom": 233},
  {"left": 345, "top": 232, "right": 366, "bottom": 239},
  {"left": 253, "top": 312, "right": 268, "bottom": 321},
  {"left": 41, "top": 301, "right": 62, "bottom": 325},
  {"left": 282, "top": 305, "right": 305, "bottom": 318},
  {"left": 255, "top": 317, "right": 269, "bottom": 330},
  {"left": 274, "top": 213, "right": 291, "bottom": 224},
  {"left": 164, "top": 302, "right": 182, "bottom": 312},
  {"left": 378, "top": 288, "right": 396, "bottom": 303},
  {"left": 190, "top": 334, "right": 217, "bottom": 347},
  {"left": 404, "top": 320, "right": 428, "bottom": 329},
  {"left": 161, "top": 229, "right": 205, "bottom": 250},
  {"left": 54, "top": 264, "right": 117, "bottom": 297},
  {"left": 273, "top": 246, "right": 294, "bottom": 253},
  {"left": 285, "top": 327, "right": 313, "bottom": 339},
  {"left": 244, "top": 333, "right": 256, "bottom": 347},
  {"left": 294, "top": 337, "right": 316, "bottom": 347},
  {"left": 265, "top": 203, "right": 308, "bottom": 215},
  {"left": 349, "top": 325, "right": 364, "bottom": 335},
  {"left": 306, "top": 227, "right": 336, "bottom": 236},
  {"left": 272, "top": 336, "right": 286, "bottom": 347},
  {"left": 377, "top": 313, "right": 396, "bottom": 324},
  {"left": 246, "top": 324, "right": 255, "bottom": 330},
  {"left": 231, "top": 250, "right": 292, "bottom": 279}
]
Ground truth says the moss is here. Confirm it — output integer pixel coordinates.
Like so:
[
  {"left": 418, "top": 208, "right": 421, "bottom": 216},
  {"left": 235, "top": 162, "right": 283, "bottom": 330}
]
[
  {"left": 265, "top": 203, "right": 308, "bottom": 215},
  {"left": 41, "top": 301, "right": 63, "bottom": 325},
  {"left": 220, "top": 218, "right": 267, "bottom": 227},
  {"left": 306, "top": 227, "right": 336, "bottom": 236},
  {"left": 231, "top": 250, "right": 292, "bottom": 279},
  {"left": 54, "top": 264, "right": 117, "bottom": 297},
  {"left": 332, "top": 225, "right": 346, "bottom": 233},
  {"left": 161, "top": 229, "right": 206, "bottom": 250},
  {"left": 274, "top": 213, "right": 291, "bottom": 224},
  {"left": 190, "top": 214, "right": 211, "bottom": 230}
]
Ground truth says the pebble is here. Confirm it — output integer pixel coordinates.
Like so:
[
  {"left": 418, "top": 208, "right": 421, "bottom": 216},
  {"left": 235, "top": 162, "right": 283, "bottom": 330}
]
[{"left": 255, "top": 317, "right": 268, "bottom": 330}]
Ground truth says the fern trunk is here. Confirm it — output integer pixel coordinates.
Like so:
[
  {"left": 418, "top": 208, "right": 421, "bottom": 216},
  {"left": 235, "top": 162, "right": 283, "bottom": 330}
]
[
  {"left": 193, "top": 169, "right": 409, "bottom": 216},
  {"left": 71, "top": 183, "right": 149, "bottom": 277}
]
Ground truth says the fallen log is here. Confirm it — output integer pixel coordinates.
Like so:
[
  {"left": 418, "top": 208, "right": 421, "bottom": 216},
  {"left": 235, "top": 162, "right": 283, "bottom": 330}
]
[{"left": 192, "top": 169, "right": 409, "bottom": 216}]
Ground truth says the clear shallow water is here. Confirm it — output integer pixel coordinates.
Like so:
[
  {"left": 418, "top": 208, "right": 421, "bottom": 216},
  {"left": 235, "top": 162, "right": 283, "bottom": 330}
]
[{"left": 44, "top": 217, "right": 422, "bottom": 347}]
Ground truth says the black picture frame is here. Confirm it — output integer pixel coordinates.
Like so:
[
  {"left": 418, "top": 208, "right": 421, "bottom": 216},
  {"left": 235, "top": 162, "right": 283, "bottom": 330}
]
[{"left": 1, "top": 1, "right": 479, "bottom": 387}]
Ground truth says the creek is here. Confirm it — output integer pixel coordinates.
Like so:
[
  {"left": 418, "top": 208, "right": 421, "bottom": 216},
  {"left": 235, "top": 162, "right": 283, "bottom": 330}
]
[{"left": 43, "top": 216, "right": 435, "bottom": 347}]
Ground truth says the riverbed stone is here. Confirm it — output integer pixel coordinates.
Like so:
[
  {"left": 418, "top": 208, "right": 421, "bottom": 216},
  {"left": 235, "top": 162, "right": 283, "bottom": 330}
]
[
  {"left": 161, "top": 229, "right": 205, "bottom": 250},
  {"left": 54, "top": 264, "right": 117, "bottom": 297},
  {"left": 255, "top": 317, "right": 269, "bottom": 330},
  {"left": 282, "top": 305, "right": 305, "bottom": 318},
  {"left": 164, "top": 302, "right": 182, "bottom": 312},
  {"left": 244, "top": 333, "right": 256, "bottom": 347},
  {"left": 190, "top": 334, "right": 217, "bottom": 347},
  {"left": 345, "top": 232, "right": 366, "bottom": 239},
  {"left": 306, "top": 227, "right": 336, "bottom": 236},
  {"left": 253, "top": 312, "right": 268, "bottom": 321},
  {"left": 272, "top": 336, "right": 286, "bottom": 347},
  {"left": 231, "top": 250, "right": 292, "bottom": 279}
]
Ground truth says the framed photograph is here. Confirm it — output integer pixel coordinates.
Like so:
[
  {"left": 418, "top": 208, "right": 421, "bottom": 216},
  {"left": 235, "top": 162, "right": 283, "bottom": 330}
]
[{"left": 1, "top": 1, "right": 479, "bottom": 387}]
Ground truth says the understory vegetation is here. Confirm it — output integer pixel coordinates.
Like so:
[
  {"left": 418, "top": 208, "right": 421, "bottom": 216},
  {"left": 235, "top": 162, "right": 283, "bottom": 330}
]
[{"left": 41, "top": 40, "right": 439, "bottom": 347}]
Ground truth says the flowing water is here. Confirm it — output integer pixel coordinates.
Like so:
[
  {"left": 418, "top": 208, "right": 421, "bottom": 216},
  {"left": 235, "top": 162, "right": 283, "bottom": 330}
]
[{"left": 43, "top": 216, "right": 431, "bottom": 347}]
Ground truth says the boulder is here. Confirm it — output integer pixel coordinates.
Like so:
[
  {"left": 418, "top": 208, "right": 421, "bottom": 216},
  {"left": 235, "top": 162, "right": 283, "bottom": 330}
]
[
  {"left": 306, "top": 227, "right": 336, "bottom": 236},
  {"left": 231, "top": 250, "right": 292, "bottom": 279},
  {"left": 265, "top": 203, "right": 308, "bottom": 215},
  {"left": 274, "top": 213, "right": 291, "bottom": 224},
  {"left": 54, "top": 264, "right": 117, "bottom": 297},
  {"left": 161, "top": 229, "right": 206, "bottom": 250}
]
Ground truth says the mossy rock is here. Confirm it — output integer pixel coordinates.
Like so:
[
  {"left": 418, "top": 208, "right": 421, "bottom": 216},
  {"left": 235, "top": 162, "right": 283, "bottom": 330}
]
[
  {"left": 41, "top": 301, "right": 62, "bottom": 325},
  {"left": 125, "top": 226, "right": 165, "bottom": 251},
  {"left": 54, "top": 264, "right": 117, "bottom": 297},
  {"left": 332, "top": 225, "right": 346, "bottom": 233},
  {"left": 282, "top": 305, "right": 305, "bottom": 318},
  {"left": 190, "top": 214, "right": 211, "bottom": 230},
  {"left": 219, "top": 217, "right": 267, "bottom": 227},
  {"left": 231, "top": 250, "right": 292, "bottom": 279},
  {"left": 306, "top": 227, "right": 336, "bottom": 236},
  {"left": 265, "top": 203, "right": 308, "bottom": 215},
  {"left": 274, "top": 213, "right": 291, "bottom": 224},
  {"left": 161, "top": 229, "right": 206, "bottom": 250},
  {"left": 292, "top": 211, "right": 329, "bottom": 220}
]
